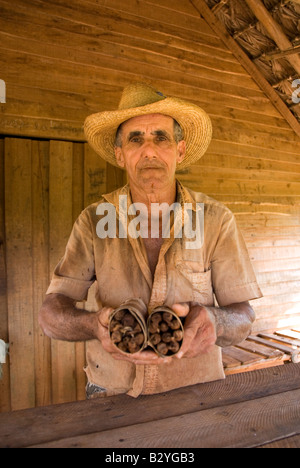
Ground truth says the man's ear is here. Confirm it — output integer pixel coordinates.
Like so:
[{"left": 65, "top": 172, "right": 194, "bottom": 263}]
[
  {"left": 114, "top": 147, "right": 125, "bottom": 168},
  {"left": 176, "top": 140, "right": 186, "bottom": 164}
]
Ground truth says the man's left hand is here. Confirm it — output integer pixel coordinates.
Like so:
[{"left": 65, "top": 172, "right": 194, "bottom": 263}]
[{"left": 171, "top": 302, "right": 217, "bottom": 358}]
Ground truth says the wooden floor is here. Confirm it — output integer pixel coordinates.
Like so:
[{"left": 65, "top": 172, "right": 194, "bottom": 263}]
[
  {"left": 0, "top": 361, "right": 300, "bottom": 448},
  {"left": 223, "top": 328, "right": 300, "bottom": 375}
]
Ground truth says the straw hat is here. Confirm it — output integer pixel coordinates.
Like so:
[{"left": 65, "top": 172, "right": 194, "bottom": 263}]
[{"left": 84, "top": 82, "right": 212, "bottom": 171}]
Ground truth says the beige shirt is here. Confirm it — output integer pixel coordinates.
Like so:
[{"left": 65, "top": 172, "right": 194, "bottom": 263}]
[{"left": 47, "top": 181, "right": 262, "bottom": 397}]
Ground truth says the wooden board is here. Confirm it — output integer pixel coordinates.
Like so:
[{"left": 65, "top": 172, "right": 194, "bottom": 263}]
[
  {"left": 1, "top": 362, "right": 300, "bottom": 448},
  {"left": 31, "top": 140, "right": 51, "bottom": 407},
  {"left": 4, "top": 138, "right": 35, "bottom": 410},
  {"left": 222, "top": 328, "right": 300, "bottom": 374},
  {"left": 0, "top": 138, "right": 10, "bottom": 412},
  {"left": 49, "top": 141, "right": 77, "bottom": 405}
]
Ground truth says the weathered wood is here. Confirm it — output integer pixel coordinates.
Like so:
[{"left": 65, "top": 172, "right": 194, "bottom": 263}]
[
  {"left": 30, "top": 388, "right": 300, "bottom": 448},
  {"left": 72, "top": 143, "right": 86, "bottom": 402},
  {"left": 259, "top": 433, "right": 300, "bottom": 448},
  {"left": 31, "top": 140, "right": 51, "bottom": 407},
  {"left": 1, "top": 363, "right": 300, "bottom": 448},
  {"left": 5, "top": 138, "right": 35, "bottom": 410},
  {"left": 49, "top": 141, "right": 77, "bottom": 404},
  {"left": 0, "top": 138, "right": 10, "bottom": 413},
  {"left": 0, "top": 0, "right": 299, "bottom": 411}
]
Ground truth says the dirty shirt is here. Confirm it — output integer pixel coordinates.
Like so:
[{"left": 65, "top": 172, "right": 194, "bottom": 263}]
[{"left": 47, "top": 181, "right": 262, "bottom": 397}]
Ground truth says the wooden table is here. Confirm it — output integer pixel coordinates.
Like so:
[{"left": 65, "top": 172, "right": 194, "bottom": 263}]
[{"left": 1, "top": 363, "right": 300, "bottom": 448}]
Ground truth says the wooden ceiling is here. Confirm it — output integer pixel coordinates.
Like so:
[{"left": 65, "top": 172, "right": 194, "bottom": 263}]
[{"left": 192, "top": 0, "right": 300, "bottom": 137}]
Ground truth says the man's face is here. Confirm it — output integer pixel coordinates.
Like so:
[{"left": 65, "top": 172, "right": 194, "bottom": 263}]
[{"left": 114, "top": 114, "right": 186, "bottom": 193}]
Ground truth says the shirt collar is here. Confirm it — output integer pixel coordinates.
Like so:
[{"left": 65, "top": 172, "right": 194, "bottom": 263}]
[{"left": 102, "top": 179, "right": 198, "bottom": 213}]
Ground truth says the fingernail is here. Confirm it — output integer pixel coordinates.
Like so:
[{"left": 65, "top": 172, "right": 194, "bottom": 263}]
[{"left": 177, "top": 351, "right": 183, "bottom": 359}]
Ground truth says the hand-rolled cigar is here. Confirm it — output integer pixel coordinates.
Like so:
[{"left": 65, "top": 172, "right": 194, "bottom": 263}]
[
  {"left": 168, "top": 341, "right": 180, "bottom": 354},
  {"left": 156, "top": 342, "right": 169, "bottom": 356},
  {"left": 147, "top": 306, "right": 184, "bottom": 357},
  {"left": 173, "top": 329, "right": 184, "bottom": 342},
  {"left": 159, "top": 321, "right": 169, "bottom": 332},
  {"left": 111, "top": 330, "right": 122, "bottom": 344},
  {"left": 150, "top": 333, "right": 161, "bottom": 345},
  {"left": 169, "top": 319, "right": 181, "bottom": 330},
  {"left": 109, "top": 299, "right": 147, "bottom": 354},
  {"left": 161, "top": 332, "right": 173, "bottom": 343}
]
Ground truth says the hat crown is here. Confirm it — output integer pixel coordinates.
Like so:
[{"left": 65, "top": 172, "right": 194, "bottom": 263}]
[{"left": 118, "top": 82, "right": 166, "bottom": 110}]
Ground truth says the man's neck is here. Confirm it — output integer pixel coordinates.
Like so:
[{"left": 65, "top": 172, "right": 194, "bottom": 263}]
[{"left": 129, "top": 180, "right": 177, "bottom": 215}]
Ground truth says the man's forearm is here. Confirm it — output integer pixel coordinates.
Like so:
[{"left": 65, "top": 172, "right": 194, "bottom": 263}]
[
  {"left": 206, "top": 301, "right": 255, "bottom": 347},
  {"left": 39, "top": 293, "right": 99, "bottom": 342}
]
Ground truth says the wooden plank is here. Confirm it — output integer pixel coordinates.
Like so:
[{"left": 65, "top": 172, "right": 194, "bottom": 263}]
[
  {"left": 222, "top": 346, "right": 264, "bottom": 366},
  {"left": 222, "top": 351, "right": 241, "bottom": 368},
  {"left": 72, "top": 142, "right": 86, "bottom": 402},
  {"left": 29, "top": 388, "right": 300, "bottom": 448},
  {"left": 28, "top": 0, "right": 217, "bottom": 39},
  {"left": 0, "top": 138, "right": 10, "bottom": 413},
  {"left": 0, "top": 29, "right": 257, "bottom": 91},
  {"left": 0, "top": 1, "right": 235, "bottom": 63},
  {"left": 260, "top": 333, "right": 300, "bottom": 349},
  {"left": 1, "top": 363, "right": 300, "bottom": 448},
  {"left": 84, "top": 143, "right": 106, "bottom": 206},
  {"left": 31, "top": 140, "right": 51, "bottom": 407},
  {"left": 5, "top": 138, "right": 35, "bottom": 410},
  {"left": 259, "top": 433, "right": 300, "bottom": 448},
  {"left": 49, "top": 141, "right": 76, "bottom": 404},
  {"left": 248, "top": 335, "right": 297, "bottom": 355},
  {"left": 236, "top": 340, "right": 284, "bottom": 359},
  {"left": 224, "top": 358, "right": 284, "bottom": 376},
  {"left": 106, "top": 162, "right": 125, "bottom": 194},
  {"left": 276, "top": 329, "right": 300, "bottom": 343}
]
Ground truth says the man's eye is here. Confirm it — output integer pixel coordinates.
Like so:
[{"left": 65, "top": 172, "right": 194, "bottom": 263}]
[
  {"left": 157, "top": 136, "right": 168, "bottom": 142},
  {"left": 130, "top": 137, "right": 142, "bottom": 143}
]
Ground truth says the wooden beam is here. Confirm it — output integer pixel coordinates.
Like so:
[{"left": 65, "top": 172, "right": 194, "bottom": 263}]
[
  {"left": 190, "top": 0, "right": 300, "bottom": 138},
  {"left": 244, "top": 0, "right": 300, "bottom": 76},
  {"left": 264, "top": 44, "right": 300, "bottom": 61}
]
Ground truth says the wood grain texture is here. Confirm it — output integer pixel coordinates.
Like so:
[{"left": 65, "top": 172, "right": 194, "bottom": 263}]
[
  {"left": 31, "top": 388, "right": 300, "bottom": 448},
  {"left": 0, "top": 0, "right": 299, "bottom": 410},
  {"left": 4, "top": 138, "right": 35, "bottom": 410},
  {"left": 1, "top": 363, "right": 300, "bottom": 448}
]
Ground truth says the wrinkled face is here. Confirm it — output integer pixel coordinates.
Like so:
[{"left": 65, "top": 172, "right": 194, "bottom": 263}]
[{"left": 114, "top": 114, "right": 186, "bottom": 193}]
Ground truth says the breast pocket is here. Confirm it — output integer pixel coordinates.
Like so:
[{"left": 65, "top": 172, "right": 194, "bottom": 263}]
[{"left": 176, "top": 262, "right": 214, "bottom": 305}]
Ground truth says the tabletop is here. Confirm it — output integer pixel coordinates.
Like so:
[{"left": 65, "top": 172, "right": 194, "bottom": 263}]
[{"left": 1, "top": 362, "right": 300, "bottom": 448}]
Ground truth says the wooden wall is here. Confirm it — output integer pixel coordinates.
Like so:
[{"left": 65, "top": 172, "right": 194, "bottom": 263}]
[{"left": 0, "top": 0, "right": 299, "bottom": 411}]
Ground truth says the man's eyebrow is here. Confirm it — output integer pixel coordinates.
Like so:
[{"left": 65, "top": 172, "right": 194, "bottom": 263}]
[
  {"left": 152, "top": 130, "right": 171, "bottom": 138},
  {"left": 127, "top": 131, "right": 144, "bottom": 140},
  {"left": 126, "top": 129, "right": 171, "bottom": 140}
]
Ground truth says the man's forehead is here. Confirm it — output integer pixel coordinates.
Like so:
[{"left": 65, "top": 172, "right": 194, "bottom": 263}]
[{"left": 121, "top": 113, "right": 174, "bottom": 131}]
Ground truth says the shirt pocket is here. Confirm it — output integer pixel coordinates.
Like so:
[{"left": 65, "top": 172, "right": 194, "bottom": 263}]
[{"left": 176, "top": 262, "right": 214, "bottom": 305}]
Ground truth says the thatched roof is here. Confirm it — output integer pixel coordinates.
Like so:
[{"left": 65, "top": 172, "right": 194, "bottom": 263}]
[{"left": 205, "top": 0, "right": 300, "bottom": 122}]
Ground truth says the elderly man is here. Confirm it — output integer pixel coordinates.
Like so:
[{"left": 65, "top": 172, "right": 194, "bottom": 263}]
[{"left": 39, "top": 82, "right": 262, "bottom": 398}]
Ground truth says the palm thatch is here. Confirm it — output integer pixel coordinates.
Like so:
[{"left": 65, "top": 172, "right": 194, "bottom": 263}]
[{"left": 206, "top": 0, "right": 300, "bottom": 121}]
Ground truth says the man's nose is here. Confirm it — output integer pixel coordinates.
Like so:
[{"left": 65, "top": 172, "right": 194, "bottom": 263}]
[{"left": 140, "top": 140, "right": 157, "bottom": 159}]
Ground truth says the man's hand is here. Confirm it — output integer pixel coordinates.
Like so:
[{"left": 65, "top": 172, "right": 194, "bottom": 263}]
[
  {"left": 171, "top": 300, "right": 255, "bottom": 358},
  {"left": 171, "top": 303, "right": 217, "bottom": 358}
]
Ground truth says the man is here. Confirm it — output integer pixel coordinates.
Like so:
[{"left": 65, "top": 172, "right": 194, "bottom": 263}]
[{"left": 39, "top": 82, "right": 262, "bottom": 398}]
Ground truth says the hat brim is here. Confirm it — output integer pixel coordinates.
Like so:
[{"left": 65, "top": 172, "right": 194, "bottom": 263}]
[{"left": 84, "top": 97, "right": 212, "bottom": 171}]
